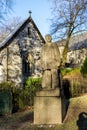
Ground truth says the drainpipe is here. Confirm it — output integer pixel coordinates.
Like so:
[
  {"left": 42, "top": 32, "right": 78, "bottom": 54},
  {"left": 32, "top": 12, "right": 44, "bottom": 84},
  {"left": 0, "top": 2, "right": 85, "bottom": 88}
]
[{"left": 7, "top": 47, "right": 9, "bottom": 81}]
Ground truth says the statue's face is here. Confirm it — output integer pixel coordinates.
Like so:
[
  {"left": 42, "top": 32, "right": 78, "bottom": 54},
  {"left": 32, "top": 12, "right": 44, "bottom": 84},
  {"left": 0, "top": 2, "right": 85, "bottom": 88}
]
[{"left": 45, "top": 34, "right": 52, "bottom": 42}]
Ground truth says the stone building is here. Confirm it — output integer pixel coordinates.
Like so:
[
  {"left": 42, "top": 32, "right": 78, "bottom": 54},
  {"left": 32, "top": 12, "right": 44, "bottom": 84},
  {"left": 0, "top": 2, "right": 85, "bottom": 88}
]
[
  {"left": 56, "top": 32, "right": 87, "bottom": 67},
  {"left": 67, "top": 32, "right": 87, "bottom": 67},
  {"left": 0, "top": 15, "right": 45, "bottom": 86}
]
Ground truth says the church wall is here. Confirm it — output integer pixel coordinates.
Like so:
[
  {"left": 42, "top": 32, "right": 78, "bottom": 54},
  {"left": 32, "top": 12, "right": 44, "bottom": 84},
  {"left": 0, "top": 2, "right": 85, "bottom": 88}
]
[
  {"left": 0, "top": 48, "right": 7, "bottom": 82},
  {"left": 0, "top": 21, "right": 44, "bottom": 87},
  {"left": 7, "top": 39, "right": 22, "bottom": 87}
]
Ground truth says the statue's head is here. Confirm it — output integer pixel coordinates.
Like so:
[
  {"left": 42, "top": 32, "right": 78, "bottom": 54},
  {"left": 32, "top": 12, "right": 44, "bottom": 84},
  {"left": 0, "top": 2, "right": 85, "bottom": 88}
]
[{"left": 45, "top": 34, "right": 52, "bottom": 43}]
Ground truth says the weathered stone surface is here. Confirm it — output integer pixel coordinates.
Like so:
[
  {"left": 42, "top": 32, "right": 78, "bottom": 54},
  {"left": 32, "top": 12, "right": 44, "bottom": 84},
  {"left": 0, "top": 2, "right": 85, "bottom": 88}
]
[
  {"left": 36, "top": 88, "right": 60, "bottom": 96},
  {"left": 34, "top": 35, "right": 66, "bottom": 125},
  {"left": 0, "top": 48, "right": 7, "bottom": 81},
  {"left": 51, "top": 69, "right": 59, "bottom": 89},
  {"left": 42, "top": 70, "right": 51, "bottom": 89},
  {"left": 41, "top": 34, "right": 60, "bottom": 89},
  {"left": 34, "top": 96, "right": 65, "bottom": 124},
  {"left": 42, "top": 69, "right": 59, "bottom": 89},
  {"left": 41, "top": 35, "right": 60, "bottom": 70},
  {"left": 67, "top": 48, "right": 87, "bottom": 66}
]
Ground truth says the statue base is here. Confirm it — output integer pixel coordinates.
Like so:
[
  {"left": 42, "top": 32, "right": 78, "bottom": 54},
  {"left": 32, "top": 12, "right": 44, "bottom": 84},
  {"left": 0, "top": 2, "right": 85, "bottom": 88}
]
[{"left": 34, "top": 88, "right": 66, "bottom": 124}]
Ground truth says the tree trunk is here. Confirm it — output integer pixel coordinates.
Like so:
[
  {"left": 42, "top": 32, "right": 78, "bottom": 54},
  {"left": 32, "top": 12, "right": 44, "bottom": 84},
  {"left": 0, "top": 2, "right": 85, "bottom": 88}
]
[{"left": 62, "top": 34, "right": 71, "bottom": 67}]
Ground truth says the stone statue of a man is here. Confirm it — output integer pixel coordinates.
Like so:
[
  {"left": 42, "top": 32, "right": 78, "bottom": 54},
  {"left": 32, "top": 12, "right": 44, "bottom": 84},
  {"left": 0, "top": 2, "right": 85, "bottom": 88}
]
[{"left": 41, "top": 34, "right": 60, "bottom": 89}]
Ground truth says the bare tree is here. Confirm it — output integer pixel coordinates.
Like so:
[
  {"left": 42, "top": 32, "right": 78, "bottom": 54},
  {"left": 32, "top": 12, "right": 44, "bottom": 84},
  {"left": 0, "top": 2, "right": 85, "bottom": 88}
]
[
  {"left": 51, "top": 0, "right": 87, "bottom": 66},
  {"left": 0, "top": 0, "right": 13, "bottom": 24},
  {"left": 0, "top": 17, "right": 22, "bottom": 42}
]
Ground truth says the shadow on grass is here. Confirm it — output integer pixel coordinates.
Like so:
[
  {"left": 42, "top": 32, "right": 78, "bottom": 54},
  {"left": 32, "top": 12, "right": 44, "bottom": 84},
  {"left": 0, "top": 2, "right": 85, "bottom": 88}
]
[
  {"left": 0, "top": 110, "right": 34, "bottom": 130},
  {"left": 19, "top": 111, "right": 34, "bottom": 123},
  {"left": 77, "top": 112, "right": 87, "bottom": 130}
]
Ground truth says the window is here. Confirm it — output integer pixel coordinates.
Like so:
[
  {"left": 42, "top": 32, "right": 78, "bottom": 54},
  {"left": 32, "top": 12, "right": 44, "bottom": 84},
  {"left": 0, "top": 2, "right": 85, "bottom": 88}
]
[
  {"left": 23, "top": 57, "right": 30, "bottom": 76},
  {"left": 28, "top": 27, "right": 32, "bottom": 38},
  {"left": 24, "top": 60, "right": 30, "bottom": 75}
]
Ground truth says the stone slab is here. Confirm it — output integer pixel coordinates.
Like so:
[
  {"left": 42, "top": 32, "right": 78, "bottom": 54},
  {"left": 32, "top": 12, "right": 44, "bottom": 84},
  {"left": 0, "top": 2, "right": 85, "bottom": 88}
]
[
  {"left": 36, "top": 88, "right": 60, "bottom": 97},
  {"left": 34, "top": 96, "right": 64, "bottom": 124}
]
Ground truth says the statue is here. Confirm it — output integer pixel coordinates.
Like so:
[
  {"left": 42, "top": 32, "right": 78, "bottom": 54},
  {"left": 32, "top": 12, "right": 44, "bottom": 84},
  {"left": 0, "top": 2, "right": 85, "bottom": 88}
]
[
  {"left": 40, "top": 34, "right": 60, "bottom": 89},
  {"left": 34, "top": 35, "right": 66, "bottom": 125}
]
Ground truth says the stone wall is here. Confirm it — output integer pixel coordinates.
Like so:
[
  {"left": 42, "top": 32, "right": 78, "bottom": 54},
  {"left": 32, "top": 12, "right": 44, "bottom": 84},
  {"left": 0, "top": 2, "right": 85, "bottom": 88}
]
[
  {"left": 0, "top": 48, "right": 7, "bottom": 81},
  {"left": 56, "top": 32, "right": 87, "bottom": 67},
  {"left": 0, "top": 20, "right": 44, "bottom": 87},
  {"left": 67, "top": 48, "right": 87, "bottom": 67}
]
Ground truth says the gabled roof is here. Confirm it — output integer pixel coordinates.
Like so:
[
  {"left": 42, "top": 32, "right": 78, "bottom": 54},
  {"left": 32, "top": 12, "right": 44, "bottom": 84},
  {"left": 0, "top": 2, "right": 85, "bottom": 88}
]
[{"left": 0, "top": 16, "right": 45, "bottom": 51}]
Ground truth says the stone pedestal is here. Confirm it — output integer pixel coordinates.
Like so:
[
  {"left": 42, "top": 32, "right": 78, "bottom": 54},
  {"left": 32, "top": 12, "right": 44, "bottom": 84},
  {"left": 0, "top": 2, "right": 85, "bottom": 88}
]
[{"left": 34, "top": 88, "right": 66, "bottom": 124}]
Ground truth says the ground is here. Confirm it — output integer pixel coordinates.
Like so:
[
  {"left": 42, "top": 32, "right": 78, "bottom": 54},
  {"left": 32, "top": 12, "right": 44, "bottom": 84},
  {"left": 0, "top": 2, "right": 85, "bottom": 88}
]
[
  {"left": 0, "top": 94, "right": 87, "bottom": 130},
  {"left": 0, "top": 108, "right": 33, "bottom": 130}
]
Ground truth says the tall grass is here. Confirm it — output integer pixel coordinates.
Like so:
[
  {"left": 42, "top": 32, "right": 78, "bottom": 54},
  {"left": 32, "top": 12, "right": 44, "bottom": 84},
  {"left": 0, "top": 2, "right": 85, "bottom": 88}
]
[{"left": 62, "top": 67, "right": 87, "bottom": 97}]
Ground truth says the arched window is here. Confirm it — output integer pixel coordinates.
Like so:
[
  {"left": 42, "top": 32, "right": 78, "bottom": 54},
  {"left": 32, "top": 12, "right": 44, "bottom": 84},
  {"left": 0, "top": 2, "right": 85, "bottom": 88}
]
[
  {"left": 27, "top": 53, "right": 34, "bottom": 75},
  {"left": 22, "top": 56, "right": 30, "bottom": 76}
]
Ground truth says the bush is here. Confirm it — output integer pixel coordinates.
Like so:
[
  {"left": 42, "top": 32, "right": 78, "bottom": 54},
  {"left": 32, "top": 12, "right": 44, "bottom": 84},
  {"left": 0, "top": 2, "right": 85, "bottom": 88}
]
[
  {"left": 62, "top": 67, "right": 87, "bottom": 98},
  {"left": 0, "top": 78, "right": 42, "bottom": 111},
  {"left": 61, "top": 68, "right": 73, "bottom": 76},
  {"left": 0, "top": 81, "right": 13, "bottom": 90},
  {"left": 19, "top": 77, "right": 42, "bottom": 108},
  {"left": 81, "top": 57, "right": 87, "bottom": 76},
  {"left": 0, "top": 81, "right": 19, "bottom": 113},
  {"left": 63, "top": 76, "right": 87, "bottom": 98}
]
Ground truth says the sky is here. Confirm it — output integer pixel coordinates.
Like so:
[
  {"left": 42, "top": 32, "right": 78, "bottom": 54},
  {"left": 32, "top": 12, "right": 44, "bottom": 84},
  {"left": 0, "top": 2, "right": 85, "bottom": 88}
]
[{"left": 9, "top": 0, "right": 53, "bottom": 38}]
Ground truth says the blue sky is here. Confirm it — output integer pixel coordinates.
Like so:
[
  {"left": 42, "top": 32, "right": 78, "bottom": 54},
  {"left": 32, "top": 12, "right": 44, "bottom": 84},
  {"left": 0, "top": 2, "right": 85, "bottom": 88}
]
[{"left": 9, "top": 0, "right": 52, "bottom": 37}]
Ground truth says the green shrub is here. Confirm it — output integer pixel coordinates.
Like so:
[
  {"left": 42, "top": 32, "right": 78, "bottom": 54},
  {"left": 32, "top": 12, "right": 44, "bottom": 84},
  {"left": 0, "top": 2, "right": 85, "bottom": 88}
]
[
  {"left": 0, "top": 81, "right": 13, "bottom": 90},
  {"left": 0, "top": 78, "right": 42, "bottom": 111},
  {"left": 0, "top": 81, "right": 20, "bottom": 113},
  {"left": 81, "top": 57, "right": 87, "bottom": 76},
  {"left": 19, "top": 77, "right": 42, "bottom": 108},
  {"left": 61, "top": 67, "right": 81, "bottom": 76},
  {"left": 61, "top": 68, "right": 73, "bottom": 76}
]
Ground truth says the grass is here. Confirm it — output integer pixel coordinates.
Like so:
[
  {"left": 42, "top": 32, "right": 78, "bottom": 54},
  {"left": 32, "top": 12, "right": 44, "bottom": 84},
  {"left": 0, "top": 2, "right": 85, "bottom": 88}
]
[
  {"left": 0, "top": 94, "right": 87, "bottom": 130},
  {"left": 61, "top": 67, "right": 81, "bottom": 76},
  {"left": 0, "top": 109, "right": 33, "bottom": 130},
  {"left": 62, "top": 67, "right": 87, "bottom": 97}
]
